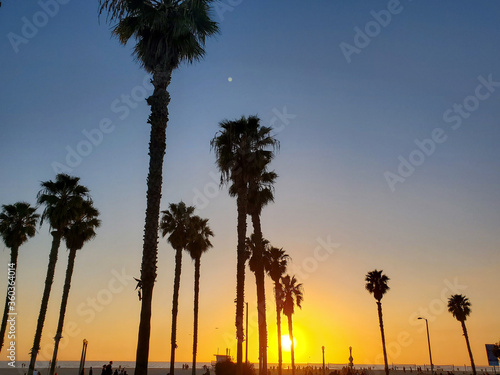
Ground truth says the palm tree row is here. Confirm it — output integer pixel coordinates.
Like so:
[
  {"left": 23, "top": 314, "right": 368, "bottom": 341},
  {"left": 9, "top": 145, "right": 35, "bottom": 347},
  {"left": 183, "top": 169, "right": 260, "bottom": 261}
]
[
  {"left": 160, "top": 202, "right": 213, "bottom": 375},
  {"left": 98, "top": 2, "right": 299, "bottom": 374},
  {"left": 0, "top": 173, "right": 100, "bottom": 375},
  {"left": 365, "top": 270, "right": 478, "bottom": 375},
  {"left": 211, "top": 115, "right": 279, "bottom": 375}
]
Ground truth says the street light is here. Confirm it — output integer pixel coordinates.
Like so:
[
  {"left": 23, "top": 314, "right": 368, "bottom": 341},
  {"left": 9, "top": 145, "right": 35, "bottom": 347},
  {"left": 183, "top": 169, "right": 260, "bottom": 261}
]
[
  {"left": 322, "top": 346, "right": 325, "bottom": 375},
  {"left": 418, "top": 317, "right": 434, "bottom": 375}
]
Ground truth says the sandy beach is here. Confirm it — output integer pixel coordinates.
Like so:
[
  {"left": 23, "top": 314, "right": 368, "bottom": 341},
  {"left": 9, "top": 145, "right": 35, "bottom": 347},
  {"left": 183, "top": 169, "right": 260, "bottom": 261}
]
[{"left": 0, "top": 368, "right": 487, "bottom": 375}]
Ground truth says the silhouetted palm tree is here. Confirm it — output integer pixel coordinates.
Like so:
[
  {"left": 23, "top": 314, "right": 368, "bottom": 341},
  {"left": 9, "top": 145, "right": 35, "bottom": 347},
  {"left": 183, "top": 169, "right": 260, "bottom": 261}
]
[
  {"left": 98, "top": 2, "right": 218, "bottom": 372},
  {"left": 211, "top": 115, "right": 278, "bottom": 373},
  {"left": 282, "top": 275, "right": 303, "bottom": 375},
  {"left": 247, "top": 168, "right": 278, "bottom": 375},
  {"left": 49, "top": 202, "right": 100, "bottom": 375},
  {"left": 365, "top": 270, "right": 390, "bottom": 375},
  {"left": 186, "top": 216, "right": 213, "bottom": 375},
  {"left": 0, "top": 202, "right": 39, "bottom": 352},
  {"left": 448, "top": 294, "right": 476, "bottom": 375},
  {"left": 160, "top": 202, "right": 195, "bottom": 375},
  {"left": 264, "top": 246, "right": 289, "bottom": 375},
  {"left": 28, "top": 174, "right": 91, "bottom": 375}
]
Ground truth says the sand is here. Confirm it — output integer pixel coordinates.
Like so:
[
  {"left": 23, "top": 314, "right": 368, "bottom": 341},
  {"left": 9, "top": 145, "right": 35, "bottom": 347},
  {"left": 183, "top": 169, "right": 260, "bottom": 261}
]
[{"left": 0, "top": 368, "right": 485, "bottom": 375}]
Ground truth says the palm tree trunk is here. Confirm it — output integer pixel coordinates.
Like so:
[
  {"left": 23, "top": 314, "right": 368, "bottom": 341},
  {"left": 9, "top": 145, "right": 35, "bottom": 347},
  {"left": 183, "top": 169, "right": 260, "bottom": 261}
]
[
  {"left": 461, "top": 320, "right": 476, "bottom": 375},
  {"left": 0, "top": 245, "right": 18, "bottom": 352},
  {"left": 28, "top": 231, "right": 61, "bottom": 375},
  {"left": 192, "top": 256, "right": 201, "bottom": 375},
  {"left": 236, "top": 187, "right": 248, "bottom": 375},
  {"left": 377, "top": 301, "right": 389, "bottom": 375},
  {"left": 287, "top": 315, "right": 295, "bottom": 375},
  {"left": 170, "top": 247, "right": 183, "bottom": 375},
  {"left": 135, "top": 68, "right": 171, "bottom": 375},
  {"left": 251, "top": 213, "right": 268, "bottom": 375},
  {"left": 274, "top": 282, "right": 283, "bottom": 375},
  {"left": 49, "top": 247, "right": 77, "bottom": 375}
]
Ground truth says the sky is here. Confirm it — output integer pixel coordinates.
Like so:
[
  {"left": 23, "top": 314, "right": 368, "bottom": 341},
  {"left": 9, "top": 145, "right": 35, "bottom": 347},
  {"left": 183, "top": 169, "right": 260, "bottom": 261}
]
[{"left": 0, "top": 0, "right": 500, "bottom": 369}]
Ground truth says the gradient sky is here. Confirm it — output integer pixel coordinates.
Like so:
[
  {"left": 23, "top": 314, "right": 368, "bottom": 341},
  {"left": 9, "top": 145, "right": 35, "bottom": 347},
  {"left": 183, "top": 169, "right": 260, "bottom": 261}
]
[{"left": 1, "top": 0, "right": 499, "bottom": 369}]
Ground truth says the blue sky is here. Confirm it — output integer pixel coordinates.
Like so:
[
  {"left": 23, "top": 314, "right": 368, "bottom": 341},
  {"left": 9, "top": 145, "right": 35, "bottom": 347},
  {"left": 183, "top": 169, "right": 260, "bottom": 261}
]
[{"left": 0, "top": 0, "right": 499, "bottom": 367}]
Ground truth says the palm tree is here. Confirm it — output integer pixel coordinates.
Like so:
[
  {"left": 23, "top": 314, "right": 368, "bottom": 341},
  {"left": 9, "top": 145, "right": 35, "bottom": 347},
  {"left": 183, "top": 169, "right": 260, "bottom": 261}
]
[
  {"left": 247, "top": 168, "right": 278, "bottom": 375},
  {"left": 263, "top": 246, "right": 289, "bottom": 375},
  {"left": 0, "top": 202, "right": 39, "bottom": 352},
  {"left": 186, "top": 216, "right": 213, "bottom": 375},
  {"left": 98, "top": 2, "right": 218, "bottom": 373},
  {"left": 211, "top": 115, "right": 278, "bottom": 373},
  {"left": 281, "top": 275, "right": 303, "bottom": 375},
  {"left": 28, "top": 174, "right": 91, "bottom": 375},
  {"left": 160, "top": 202, "right": 195, "bottom": 375},
  {"left": 365, "top": 270, "right": 390, "bottom": 375},
  {"left": 49, "top": 202, "right": 100, "bottom": 375},
  {"left": 448, "top": 294, "right": 476, "bottom": 375}
]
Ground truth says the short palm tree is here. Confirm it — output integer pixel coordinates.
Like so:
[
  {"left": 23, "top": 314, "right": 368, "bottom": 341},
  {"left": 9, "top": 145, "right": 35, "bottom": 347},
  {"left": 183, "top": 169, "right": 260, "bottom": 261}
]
[
  {"left": 264, "top": 246, "right": 289, "bottom": 375},
  {"left": 281, "top": 275, "right": 303, "bottom": 375},
  {"left": 211, "top": 115, "right": 278, "bottom": 373},
  {"left": 186, "top": 216, "right": 213, "bottom": 375},
  {"left": 247, "top": 168, "right": 278, "bottom": 375},
  {"left": 49, "top": 202, "right": 100, "bottom": 375},
  {"left": 98, "top": 2, "right": 218, "bottom": 373},
  {"left": 29, "top": 174, "right": 91, "bottom": 375},
  {"left": 0, "top": 202, "right": 39, "bottom": 352},
  {"left": 448, "top": 294, "right": 476, "bottom": 375},
  {"left": 160, "top": 202, "right": 195, "bottom": 375},
  {"left": 365, "top": 270, "right": 390, "bottom": 375}
]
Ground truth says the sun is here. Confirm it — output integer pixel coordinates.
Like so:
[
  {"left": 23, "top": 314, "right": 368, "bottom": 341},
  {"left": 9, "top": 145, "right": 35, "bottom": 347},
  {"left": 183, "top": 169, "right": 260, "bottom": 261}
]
[{"left": 281, "top": 335, "right": 297, "bottom": 352}]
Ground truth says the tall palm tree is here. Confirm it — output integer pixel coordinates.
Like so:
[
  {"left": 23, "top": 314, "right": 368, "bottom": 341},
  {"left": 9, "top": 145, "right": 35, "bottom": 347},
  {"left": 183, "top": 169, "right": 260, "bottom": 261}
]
[
  {"left": 365, "top": 270, "right": 390, "bottom": 375},
  {"left": 263, "top": 246, "right": 289, "bottom": 375},
  {"left": 186, "top": 216, "right": 213, "bottom": 375},
  {"left": 211, "top": 115, "right": 278, "bottom": 374},
  {"left": 282, "top": 275, "right": 303, "bottom": 375},
  {"left": 160, "top": 202, "right": 195, "bottom": 375},
  {"left": 448, "top": 294, "right": 476, "bottom": 375},
  {"left": 0, "top": 202, "right": 39, "bottom": 352},
  {"left": 28, "top": 174, "right": 91, "bottom": 375},
  {"left": 247, "top": 168, "right": 278, "bottom": 375},
  {"left": 98, "top": 3, "right": 218, "bottom": 373},
  {"left": 48, "top": 202, "right": 100, "bottom": 375}
]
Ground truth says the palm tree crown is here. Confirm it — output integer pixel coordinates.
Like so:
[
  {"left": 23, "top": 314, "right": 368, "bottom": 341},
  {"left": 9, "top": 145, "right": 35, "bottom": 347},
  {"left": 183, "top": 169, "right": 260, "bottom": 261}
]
[
  {"left": 161, "top": 201, "right": 196, "bottom": 250},
  {"left": 100, "top": 0, "right": 219, "bottom": 72},
  {"left": 211, "top": 115, "right": 279, "bottom": 193},
  {"left": 187, "top": 216, "right": 213, "bottom": 259},
  {"left": 448, "top": 294, "right": 471, "bottom": 322},
  {"left": 365, "top": 269, "right": 390, "bottom": 302},
  {"left": 64, "top": 203, "right": 100, "bottom": 251},
  {"left": 37, "top": 173, "right": 91, "bottom": 232},
  {"left": 282, "top": 275, "right": 303, "bottom": 317},
  {"left": 0, "top": 202, "right": 39, "bottom": 250},
  {"left": 264, "top": 246, "right": 290, "bottom": 285}
]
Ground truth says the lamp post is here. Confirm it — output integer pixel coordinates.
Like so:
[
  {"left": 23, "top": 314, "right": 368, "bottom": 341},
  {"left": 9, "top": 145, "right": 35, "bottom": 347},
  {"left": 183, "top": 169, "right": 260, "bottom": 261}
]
[
  {"left": 322, "top": 346, "right": 325, "bottom": 375},
  {"left": 246, "top": 302, "right": 249, "bottom": 364},
  {"left": 418, "top": 317, "right": 434, "bottom": 375}
]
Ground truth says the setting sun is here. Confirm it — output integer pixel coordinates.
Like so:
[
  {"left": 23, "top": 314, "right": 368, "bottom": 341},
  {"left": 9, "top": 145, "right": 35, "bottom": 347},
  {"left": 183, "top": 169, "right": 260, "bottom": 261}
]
[{"left": 281, "top": 335, "right": 297, "bottom": 352}]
